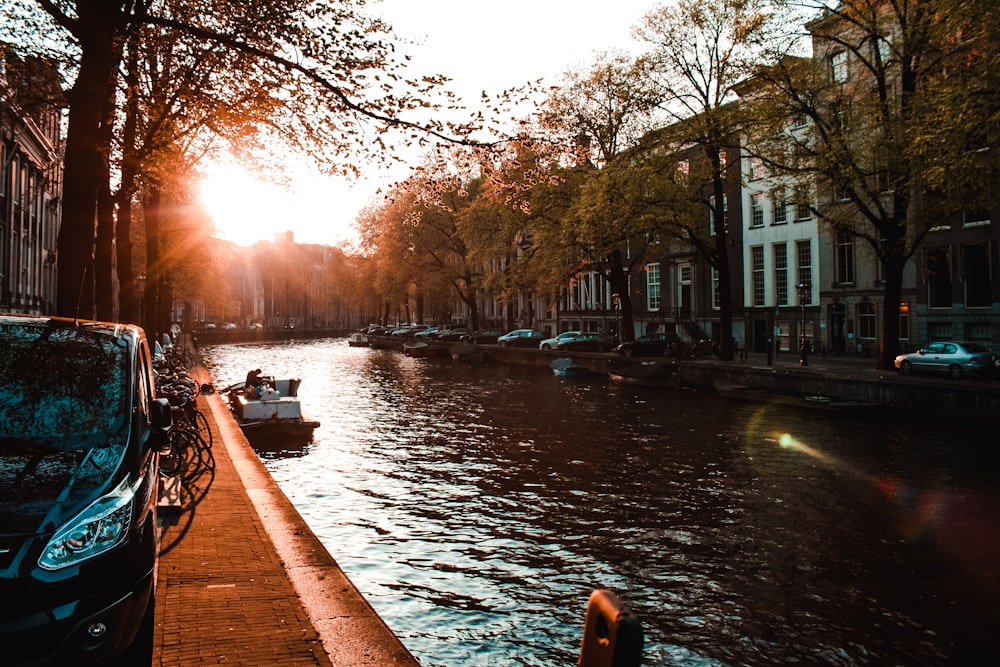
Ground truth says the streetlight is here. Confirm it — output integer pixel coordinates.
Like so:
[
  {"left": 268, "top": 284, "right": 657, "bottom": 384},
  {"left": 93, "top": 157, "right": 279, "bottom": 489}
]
[{"left": 797, "top": 282, "right": 811, "bottom": 366}]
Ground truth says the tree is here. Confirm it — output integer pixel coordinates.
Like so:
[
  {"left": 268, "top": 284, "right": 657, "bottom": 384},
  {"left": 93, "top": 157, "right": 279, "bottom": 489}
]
[
  {"left": 749, "top": 0, "right": 999, "bottom": 369},
  {"left": 635, "top": 0, "right": 782, "bottom": 361},
  {"left": 529, "top": 54, "right": 658, "bottom": 341},
  {"left": 4, "top": 0, "right": 469, "bottom": 323}
]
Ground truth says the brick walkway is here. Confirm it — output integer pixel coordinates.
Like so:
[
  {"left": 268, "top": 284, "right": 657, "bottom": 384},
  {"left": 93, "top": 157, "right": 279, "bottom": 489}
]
[{"left": 153, "top": 365, "right": 418, "bottom": 666}]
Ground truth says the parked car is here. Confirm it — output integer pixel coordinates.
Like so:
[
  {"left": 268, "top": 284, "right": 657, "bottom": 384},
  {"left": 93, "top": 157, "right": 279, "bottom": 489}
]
[
  {"left": 435, "top": 328, "right": 469, "bottom": 341},
  {"left": 894, "top": 341, "right": 995, "bottom": 379},
  {"left": 539, "top": 331, "right": 581, "bottom": 350},
  {"left": 498, "top": 329, "right": 546, "bottom": 347},
  {"left": 390, "top": 325, "right": 429, "bottom": 337},
  {"left": 558, "top": 332, "right": 615, "bottom": 352},
  {"left": 413, "top": 327, "right": 441, "bottom": 339},
  {"left": 462, "top": 329, "right": 503, "bottom": 344},
  {"left": 0, "top": 313, "right": 172, "bottom": 666},
  {"left": 615, "top": 332, "right": 682, "bottom": 358}
]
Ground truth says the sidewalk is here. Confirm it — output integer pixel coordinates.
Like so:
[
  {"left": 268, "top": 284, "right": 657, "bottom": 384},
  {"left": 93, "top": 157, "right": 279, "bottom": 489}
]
[
  {"left": 734, "top": 349, "right": 885, "bottom": 376},
  {"left": 153, "top": 365, "right": 418, "bottom": 666}
]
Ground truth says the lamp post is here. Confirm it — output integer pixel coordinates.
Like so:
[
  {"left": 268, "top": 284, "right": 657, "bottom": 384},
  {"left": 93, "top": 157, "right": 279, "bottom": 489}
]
[{"left": 797, "top": 282, "right": 810, "bottom": 366}]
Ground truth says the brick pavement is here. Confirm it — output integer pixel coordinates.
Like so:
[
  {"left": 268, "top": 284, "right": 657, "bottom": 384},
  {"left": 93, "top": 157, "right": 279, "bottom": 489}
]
[{"left": 153, "top": 365, "right": 418, "bottom": 667}]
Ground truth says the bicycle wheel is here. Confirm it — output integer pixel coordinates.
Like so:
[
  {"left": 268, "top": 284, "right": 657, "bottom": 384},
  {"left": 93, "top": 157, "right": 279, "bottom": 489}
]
[
  {"left": 189, "top": 429, "right": 215, "bottom": 472},
  {"left": 170, "top": 430, "right": 203, "bottom": 481},
  {"left": 194, "top": 410, "right": 213, "bottom": 448},
  {"left": 158, "top": 433, "right": 191, "bottom": 478}
]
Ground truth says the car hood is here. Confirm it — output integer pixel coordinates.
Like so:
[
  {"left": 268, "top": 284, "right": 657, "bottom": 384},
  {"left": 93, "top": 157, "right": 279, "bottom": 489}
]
[{"left": 0, "top": 437, "right": 126, "bottom": 535}]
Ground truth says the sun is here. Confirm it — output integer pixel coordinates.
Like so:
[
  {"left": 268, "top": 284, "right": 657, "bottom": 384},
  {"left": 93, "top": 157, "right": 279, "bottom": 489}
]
[{"left": 198, "top": 160, "right": 363, "bottom": 248}]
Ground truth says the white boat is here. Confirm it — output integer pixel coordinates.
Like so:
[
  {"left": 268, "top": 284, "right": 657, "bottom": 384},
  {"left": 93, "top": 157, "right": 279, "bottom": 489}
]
[
  {"left": 347, "top": 331, "right": 369, "bottom": 347},
  {"left": 225, "top": 378, "right": 320, "bottom": 443}
]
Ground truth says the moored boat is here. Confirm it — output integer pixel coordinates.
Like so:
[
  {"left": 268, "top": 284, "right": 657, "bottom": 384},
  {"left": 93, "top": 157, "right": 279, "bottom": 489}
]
[
  {"left": 713, "top": 381, "right": 885, "bottom": 414},
  {"left": 347, "top": 331, "right": 369, "bottom": 347},
  {"left": 551, "top": 357, "right": 589, "bottom": 377},
  {"left": 224, "top": 377, "right": 320, "bottom": 443},
  {"left": 608, "top": 360, "right": 678, "bottom": 388},
  {"left": 402, "top": 340, "right": 448, "bottom": 358}
]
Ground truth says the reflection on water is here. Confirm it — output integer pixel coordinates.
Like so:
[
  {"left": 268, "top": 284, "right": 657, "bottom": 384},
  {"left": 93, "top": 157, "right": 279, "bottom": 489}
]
[{"left": 202, "top": 338, "right": 1000, "bottom": 666}]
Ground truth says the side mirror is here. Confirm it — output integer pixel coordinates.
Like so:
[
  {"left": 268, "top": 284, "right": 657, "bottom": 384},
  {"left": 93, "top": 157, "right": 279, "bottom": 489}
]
[{"left": 147, "top": 398, "right": 173, "bottom": 452}]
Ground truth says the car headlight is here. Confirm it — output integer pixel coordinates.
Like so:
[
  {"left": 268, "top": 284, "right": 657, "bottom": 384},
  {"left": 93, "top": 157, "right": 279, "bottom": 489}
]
[{"left": 39, "top": 478, "right": 135, "bottom": 570}]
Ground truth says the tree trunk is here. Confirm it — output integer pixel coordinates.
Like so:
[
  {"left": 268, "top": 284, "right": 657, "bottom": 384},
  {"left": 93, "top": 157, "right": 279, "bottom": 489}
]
[
  {"left": 142, "top": 187, "right": 163, "bottom": 340},
  {"left": 55, "top": 3, "right": 122, "bottom": 318}
]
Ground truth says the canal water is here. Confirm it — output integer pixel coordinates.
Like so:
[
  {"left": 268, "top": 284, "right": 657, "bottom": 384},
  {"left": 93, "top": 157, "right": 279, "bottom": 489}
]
[{"left": 200, "top": 338, "right": 1000, "bottom": 666}]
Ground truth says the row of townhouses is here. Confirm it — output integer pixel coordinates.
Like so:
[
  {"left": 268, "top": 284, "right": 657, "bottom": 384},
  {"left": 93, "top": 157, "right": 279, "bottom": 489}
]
[{"left": 452, "top": 9, "right": 997, "bottom": 357}]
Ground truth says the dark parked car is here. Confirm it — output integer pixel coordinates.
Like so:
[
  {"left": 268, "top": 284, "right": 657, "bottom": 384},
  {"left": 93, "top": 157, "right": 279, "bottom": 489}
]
[
  {"left": 462, "top": 329, "right": 503, "bottom": 344},
  {"left": 435, "top": 328, "right": 469, "bottom": 341},
  {"left": 894, "top": 341, "right": 995, "bottom": 379},
  {"left": 0, "top": 314, "right": 172, "bottom": 666},
  {"left": 558, "top": 332, "right": 615, "bottom": 352},
  {"left": 615, "top": 332, "right": 682, "bottom": 358},
  {"left": 497, "top": 329, "right": 546, "bottom": 347}
]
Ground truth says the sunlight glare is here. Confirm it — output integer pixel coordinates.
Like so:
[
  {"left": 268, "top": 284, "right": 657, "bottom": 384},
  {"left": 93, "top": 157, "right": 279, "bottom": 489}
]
[{"left": 199, "top": 162, "right": 360, "bottom": 247}]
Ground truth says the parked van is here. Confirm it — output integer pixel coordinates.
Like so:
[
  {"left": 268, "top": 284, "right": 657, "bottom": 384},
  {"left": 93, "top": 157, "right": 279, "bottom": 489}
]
[{"left": 0, "top": 314, "right": 171, "bottom": 665}]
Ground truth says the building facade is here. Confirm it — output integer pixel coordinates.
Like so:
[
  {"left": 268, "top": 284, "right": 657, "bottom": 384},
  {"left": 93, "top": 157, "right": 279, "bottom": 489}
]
[{"left": 0, "top": 48, "right": 62, "bottom": 315}]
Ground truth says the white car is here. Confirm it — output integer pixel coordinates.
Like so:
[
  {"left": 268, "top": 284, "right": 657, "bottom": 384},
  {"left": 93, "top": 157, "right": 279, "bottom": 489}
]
[{"left": 539, "top": 331, "right": 581, "bottom": 350}]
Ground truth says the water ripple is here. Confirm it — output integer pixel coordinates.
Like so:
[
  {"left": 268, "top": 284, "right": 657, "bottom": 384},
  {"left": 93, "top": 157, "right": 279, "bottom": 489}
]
[{"left": 203, "top": 338, "right": 1000, "bottom": 666}]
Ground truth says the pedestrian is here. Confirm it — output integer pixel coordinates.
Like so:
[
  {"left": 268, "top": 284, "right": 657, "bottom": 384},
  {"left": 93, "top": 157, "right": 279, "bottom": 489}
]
[{"left": 800, "top": 338, "right": 812, "bottom": 366}]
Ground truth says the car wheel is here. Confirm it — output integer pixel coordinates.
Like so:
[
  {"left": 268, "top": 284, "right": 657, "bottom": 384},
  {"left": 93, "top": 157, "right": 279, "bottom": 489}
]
[
  {"left": 899, "top": 360, "right": 913, "bottom": 375},
  {"left": 622, "top": 348, "right": 633, "bottom": 358},
  {"left": 542, "top": 344, "right": 551, "bottom": 350},
  {"left": 948, "top": 364, "right": 963, "bottom": 379}
]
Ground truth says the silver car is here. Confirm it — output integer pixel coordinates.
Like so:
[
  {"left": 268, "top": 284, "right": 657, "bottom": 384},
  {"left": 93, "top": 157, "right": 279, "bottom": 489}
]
[
  {"left": 894, "top": 341, "right": 995, "bottom": 379},
  {"left": 539, "top": 331, "right": 581, "bottom": 350}
]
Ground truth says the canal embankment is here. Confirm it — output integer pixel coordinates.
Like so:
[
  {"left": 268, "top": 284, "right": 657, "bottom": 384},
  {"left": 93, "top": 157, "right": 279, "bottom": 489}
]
[
  {"left": 154, "top": 361, "right": 419, "bottom": 666},
  {"left": 368, "top": 335, "right": 1000, "bottom": 424}
]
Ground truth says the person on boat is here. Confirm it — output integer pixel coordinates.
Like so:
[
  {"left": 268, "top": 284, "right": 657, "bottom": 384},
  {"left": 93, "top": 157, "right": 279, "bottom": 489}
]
[{"left": 245, "top": 368, "right": 262, "bottom": 390}]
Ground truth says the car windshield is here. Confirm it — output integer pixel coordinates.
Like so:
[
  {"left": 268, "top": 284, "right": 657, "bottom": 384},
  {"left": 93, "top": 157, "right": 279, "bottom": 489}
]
[
  {"left": 0, "top": 323, "right": 130, "bottom": 531},
  {"left": 962, "top": 342, "right": 989, "bottom": 353}
]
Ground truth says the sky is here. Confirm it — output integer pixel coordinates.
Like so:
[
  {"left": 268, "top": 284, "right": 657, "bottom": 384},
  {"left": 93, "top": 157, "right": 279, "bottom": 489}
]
[{"left": 201, "top": 0, "right": 659, "bottom": 248}]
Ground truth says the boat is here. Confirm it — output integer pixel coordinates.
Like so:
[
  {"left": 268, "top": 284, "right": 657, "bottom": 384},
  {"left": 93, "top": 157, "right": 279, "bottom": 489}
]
[
  {"left": 451, "top": 342, "right": 485, "bottom": 363},
  {"left": 551, "top": 357, "right": 589, "bottom": 377},
  {"left": 224, "top": 378, "right": 320, "bottom": 443},
  {"left": 402, "top": 340, "right": 448, "bottom": 358},
  {"left": 713, "top": 381, "right": 885, "bottom": 414},
  {"left": 607, "top": 360, "right": 678, "bottom": 388},
  {"left": 347, "top": 331, "right": 369, "bottom": 347}
]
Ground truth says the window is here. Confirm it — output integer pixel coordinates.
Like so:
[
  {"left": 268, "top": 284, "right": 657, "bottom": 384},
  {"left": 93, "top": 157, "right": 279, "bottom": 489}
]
[
  {"left": 750, "top": 193, "right": 764, "bottom": 228},
  {"left": 676, "top": 159, "right": 689, "bottom": 186},
  {"left": 795, "top": 186, "right": 811, "bottom": 220},
  {"left": 796, "top": 240, "right": 812, "bottom": 303},
  {"left": 774, "top": 243, "right": 788, "bottom": 307},
  {"left": 749, "top": 157, "right": 767, "bottom": 180},
  {"left": 963, "top": 207, "right": 990, "bottom": 227},
  {"left": 835, "top": 230, "right": 854, "bottom": 284},
  {"left": 830, "top": 51, "right": 847, "bottom": 83},
  {"left": 709, "top": 194, "right": 728, "bottom": 235},
  {"left": 857, "top": 302, "right": 877, "bottom": 339},
  {"left": 871, "top": 33, "right": 891, "bottom": 66},
  {"left": 927, "top": 247, "right": 952, "bottom": 308},
  {"left": 963, "top": 243, "right": 991, "bottom": 307},
  {"left": 791, "top": 114, "right": 808, "bottom": 130},
  {"left": 647, "top": 263, "right": 661, "bottom": 311},
  {"left": 772, "top": 189, "right": 788, "bottom": 224},
  {"left": 751, "top": 246, "right": 765, "bottom": 306}
]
